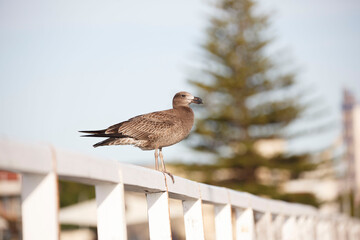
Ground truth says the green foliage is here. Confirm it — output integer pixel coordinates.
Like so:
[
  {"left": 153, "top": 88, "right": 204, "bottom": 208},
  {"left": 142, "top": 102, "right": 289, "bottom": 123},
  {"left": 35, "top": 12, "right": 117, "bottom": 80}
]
[
  {"left": 179, "top": 0, "right": 321, "bottom": 206},
  {"left": 58, "top": 180, "right": 96, "bottom": 232},
  {"left": 59, "top": 180, "right": 95, "bottom": 208}
]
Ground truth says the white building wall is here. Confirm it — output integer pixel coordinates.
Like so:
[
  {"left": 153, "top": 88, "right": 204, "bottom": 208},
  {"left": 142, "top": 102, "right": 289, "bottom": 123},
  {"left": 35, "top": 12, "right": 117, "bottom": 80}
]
[{"left": 353, "top": 105, "right": 360, "bottom": 203}]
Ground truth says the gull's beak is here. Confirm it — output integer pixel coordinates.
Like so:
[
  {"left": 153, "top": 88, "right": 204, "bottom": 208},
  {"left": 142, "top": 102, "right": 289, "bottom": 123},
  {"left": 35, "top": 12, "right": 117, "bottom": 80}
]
[{"left": 191, "top": 96, "right": 203, "bottom": 104}]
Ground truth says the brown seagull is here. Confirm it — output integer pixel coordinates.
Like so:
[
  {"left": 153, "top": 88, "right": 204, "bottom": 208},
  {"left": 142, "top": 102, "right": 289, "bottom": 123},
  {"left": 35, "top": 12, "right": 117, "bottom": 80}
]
[{"left": 80, "top": 91, "right": 203, "bottom": 182}]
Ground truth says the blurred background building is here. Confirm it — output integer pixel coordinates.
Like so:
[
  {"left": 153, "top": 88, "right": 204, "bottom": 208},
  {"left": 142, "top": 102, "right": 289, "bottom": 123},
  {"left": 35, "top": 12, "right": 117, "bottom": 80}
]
[
  {"left": 280, "top": 89, "right": 360, "bottom": 216},
  {"left": 0, "top": 171, "right": 21, "bottom": 239},
  {"left": 341, "top": 89, "right": 360, "bottom": 217}
]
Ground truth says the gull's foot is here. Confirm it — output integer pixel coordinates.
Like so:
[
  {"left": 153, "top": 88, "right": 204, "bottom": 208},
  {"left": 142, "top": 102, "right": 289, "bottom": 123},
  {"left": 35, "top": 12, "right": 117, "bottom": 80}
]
[{"left": 162, "top": 171, "right": 175, "bottom": 183}]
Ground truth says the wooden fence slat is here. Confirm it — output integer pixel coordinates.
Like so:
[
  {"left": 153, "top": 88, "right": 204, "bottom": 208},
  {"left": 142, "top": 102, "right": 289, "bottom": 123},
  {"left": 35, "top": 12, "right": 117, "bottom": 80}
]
[
  {"left": 348, "top": 220, "right": 360, "bottom": 240},
  {"left": 304, "top": 217, "right": 316, "bottom": 240},
  {"left": 256, "top": 212, "right": 273, "bottom": 240},
  {"left": 273, "top": 215, "right": 284, "bottom": 240},
  {"left": 297, "top": 216, "right": 307, "bottom": 240},
  {"left": 336, "top": 221, "right": 347, "bottom": 240},
  {"left": 146, "top": 192, "right": 172, "bottom": 240},
  {"left": 282, "top": 216, "right": 298, "bottom": 240},
  {"left": 214, "top": 204, "right": 232, "bottom": 240},
  {"left": 21, "top": 172, "right": 59, "bottom": 240},
  {"left": 182, "top": 199, "right": 205, "bottom": 240},
  {"left": 236, "top": 208, "right": 256, "bottom": 240},
  {"left": 95, "top": 182, "right": 127, "bottom": 240},
  {"left": 316, "top": 219, "right": 335, "bottom": 240}
]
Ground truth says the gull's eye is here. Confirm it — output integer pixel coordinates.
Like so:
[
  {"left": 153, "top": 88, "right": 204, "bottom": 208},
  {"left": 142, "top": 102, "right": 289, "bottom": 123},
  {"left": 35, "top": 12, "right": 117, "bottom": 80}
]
[{"left": 181, "top": 94, "right": 186, "bottom": 97}]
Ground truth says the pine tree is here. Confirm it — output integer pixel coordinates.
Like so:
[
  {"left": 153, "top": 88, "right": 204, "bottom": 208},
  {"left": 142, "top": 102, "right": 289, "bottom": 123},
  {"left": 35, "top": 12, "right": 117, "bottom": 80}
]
[{"left": 179, "top": 0, "right": 319, "bottom": 206}]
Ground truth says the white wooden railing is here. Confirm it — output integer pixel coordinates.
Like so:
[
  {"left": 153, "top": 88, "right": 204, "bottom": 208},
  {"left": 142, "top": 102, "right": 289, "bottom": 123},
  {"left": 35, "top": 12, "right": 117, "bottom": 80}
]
[{"left": 0, "top": 139, "right": 359, "bottom": 240}]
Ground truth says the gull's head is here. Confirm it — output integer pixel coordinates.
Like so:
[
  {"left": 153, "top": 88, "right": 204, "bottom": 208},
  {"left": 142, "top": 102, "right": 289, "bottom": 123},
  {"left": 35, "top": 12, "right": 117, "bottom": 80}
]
[{"left": 173, "top": 91, "right": 203, "bottom": 108}]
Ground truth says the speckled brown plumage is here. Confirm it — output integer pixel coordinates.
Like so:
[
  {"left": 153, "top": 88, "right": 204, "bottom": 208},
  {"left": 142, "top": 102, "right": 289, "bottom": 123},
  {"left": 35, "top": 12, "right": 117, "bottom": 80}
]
[{"left": 80, "top": 91, "right": 203, "bottom": 182}]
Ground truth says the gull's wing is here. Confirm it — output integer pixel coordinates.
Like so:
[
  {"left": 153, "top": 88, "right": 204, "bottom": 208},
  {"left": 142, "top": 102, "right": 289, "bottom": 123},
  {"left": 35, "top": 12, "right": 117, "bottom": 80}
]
[{"left": 105, "top": 110, "right": 178, "bottom": 140}]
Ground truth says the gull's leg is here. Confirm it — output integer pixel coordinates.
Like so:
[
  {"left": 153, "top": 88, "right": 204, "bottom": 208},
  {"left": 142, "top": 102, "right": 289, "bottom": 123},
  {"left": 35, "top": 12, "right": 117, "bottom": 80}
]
[
  {"left": 154, "top": 148, "right": 159, "bottom": 170},
  {"left": 159, "top": 148, "right": 174, "bottom": 183}
]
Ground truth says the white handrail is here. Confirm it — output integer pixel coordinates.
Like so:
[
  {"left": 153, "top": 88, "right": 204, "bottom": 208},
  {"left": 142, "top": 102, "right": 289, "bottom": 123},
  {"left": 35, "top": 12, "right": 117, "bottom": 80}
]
[{"left": 0, "top": 139, "right": 359, "bottom": 240}]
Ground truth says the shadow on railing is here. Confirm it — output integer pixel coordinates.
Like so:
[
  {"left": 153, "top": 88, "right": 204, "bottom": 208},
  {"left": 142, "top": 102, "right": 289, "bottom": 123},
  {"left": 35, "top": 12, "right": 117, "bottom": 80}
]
[{"left": 0, "top": 139, "right": 359, "bottom": 240}]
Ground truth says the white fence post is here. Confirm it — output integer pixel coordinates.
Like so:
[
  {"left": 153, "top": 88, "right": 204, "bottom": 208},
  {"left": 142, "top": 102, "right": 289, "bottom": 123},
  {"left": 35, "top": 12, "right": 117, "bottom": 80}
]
[
  {"left": 329, "top": 220, "right": 337, "bottom": 240},
  {"left": 297, "top": 216, "right": 316, "bottom": 240},
  {"left": 282, "top": 216, "right": 298, "bottom": 240},
  {"left": 256, "top": 212, "right": 273, "bottom": 240},
  {"left": 347, "top": 220, "right": 353, "bottom": 240},
  {"left": 214, "top": 203, "right": 232, "bottom": 240},
  {"left": 348, "top": 220, "right": 360, "bottom": 240},
  {"left": 2, "top": 140, "right": 360, "bottom": 240},
  {"left": 316, "top": 219, "right": 334, "bottom": 240},
  {"left": 21, "top": 172, "right": 59, "bottom": 240},
  {"left": 95, "top": 182, "right": 127, "bottom": 240},
  {"left": 235, "top": 208, "right": 256, "bottom": 240},
  {"left": 146, "top": 191, "right": 172, "bottom": 240},
  {"left": 336, "top": 220, "right": 347, "bottom": 240},
  {"left": 315, "top": 219, "right": 324, "bottom": 240},
  {"left": 355, "top": 222, "right": 360, "bottom": 239},
  {"left": 182, "top": 199, "right": 205, "bottom": 240},
  {"left": 273, "top": 215, "right": 284, "bottom": 240},
  {"left": 297, "top": 216, "right": 306, "bottom": 240},
  {"left": 305, "top": 217, "right": 316, "bottom": 240}
]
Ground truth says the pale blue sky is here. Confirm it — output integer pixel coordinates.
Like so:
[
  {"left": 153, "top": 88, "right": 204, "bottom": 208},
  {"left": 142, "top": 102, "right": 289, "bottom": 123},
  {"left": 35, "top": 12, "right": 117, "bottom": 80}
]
[{"left": 0, "top": 0, "right": 359, "bottom": 164}]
